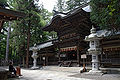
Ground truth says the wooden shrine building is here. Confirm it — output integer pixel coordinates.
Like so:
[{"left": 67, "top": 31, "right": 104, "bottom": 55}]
[
  {"left": 43, "top": 5, "right": 92, "bottom": 67},
  {"left": 37, "top": 41, "right": 58, "bottom": 66},
  {"left": 101, "top": 33, "right": 120, "bottom": 67},
  {"left": 42, "top": 4, "right": 120, "bottom": 67},
  {"left": 29, "top": 40, "right": 58, "bottom": 66},
  {"left": 0, "top": 6, "right": 25, "bottom": 33}
]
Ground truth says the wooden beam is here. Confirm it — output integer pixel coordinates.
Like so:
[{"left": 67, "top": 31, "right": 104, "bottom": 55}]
[
  {"left": 0, "top": 7, "right": 25, "bottom": 18},
  {"left": 102, "top": 40, "right": 120, "bottom": 45}
]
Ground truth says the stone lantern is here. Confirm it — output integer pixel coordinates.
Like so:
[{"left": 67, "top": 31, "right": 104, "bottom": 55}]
[
  {"left": 31, "top": 44, "right": 39, "bottom": 69},
  {"left": 85, "top": 26, "right": 103, "bottom": 73}
]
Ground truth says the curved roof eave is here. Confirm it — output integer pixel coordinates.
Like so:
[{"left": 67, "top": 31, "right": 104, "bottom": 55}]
[
  {"left": 42, "top": 15, "right": 63, "bottom": 31},
  {"left": 82, "top": 5, "right": 91, "bottom": 12},
  {"left": 42, "top": 3, "right": 90, "bottom": 32},
  {"left": 29, "top": 41, "right": 53, "bottom": 51}
]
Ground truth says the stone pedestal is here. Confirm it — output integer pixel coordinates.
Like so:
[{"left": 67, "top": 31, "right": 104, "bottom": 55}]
[
  {"left": 89, "top": 53, "right": 101, "bottom": 73},
  {"left": 31, "top": 44, "right": 39, "bottom": 69},
  {"left": 31, "top": 52, "right": 39, "bottom": 69}
]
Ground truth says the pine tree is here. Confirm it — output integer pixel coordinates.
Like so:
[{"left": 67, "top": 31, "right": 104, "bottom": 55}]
[
  {"left": 0, "top": 0, "right": 8, "bottom": 8},
  {"left": 53, "top": 0, "right": 67, "bottom": 12}
]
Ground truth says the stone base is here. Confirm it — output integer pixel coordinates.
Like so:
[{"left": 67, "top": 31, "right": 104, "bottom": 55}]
[
  {"left": 31, "top": 66, "right": 39, "bottom": 70},
  {"left": 84, "top": 70, "right": 103, "bottom": 76},
  {"left": 89, "top": 70, "right": 102, "bottom": 73}
]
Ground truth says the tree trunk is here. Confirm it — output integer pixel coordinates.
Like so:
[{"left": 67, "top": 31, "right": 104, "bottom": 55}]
[
  {"left": 5, "top": 21, "right": 11, "bottom": 64},
  {"left": 26, "top": 15, "right": 30, "bottom": 68},
  {"left": 23, "top": 56, "right": 25, "bottom": 67}
]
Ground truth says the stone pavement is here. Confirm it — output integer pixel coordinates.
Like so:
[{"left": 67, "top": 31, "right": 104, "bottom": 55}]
[
  {"left": 8, "top": 67, "right": 92, "bottom": 80},
  {"left": 6, "top": 66, "right": 120, "bottom": 80}
]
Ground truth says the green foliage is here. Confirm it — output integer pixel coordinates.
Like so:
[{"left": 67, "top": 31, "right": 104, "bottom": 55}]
[
  {"left": 54, "top": 0, "right": 89, "bottom": 12},
  {"left": 0, "top": 34, "right": 6, "bottom": 59},
  {"left": 0, "top": 0, "right": 7, "bottom": 5},
  {"left": 90, "top": 0, "right": 120, "bottom": 30},
  {"left": 53, "top": 0, "right": 67, "bottom": 12},
  {"left": 0, "top": 0, "right": 56, "bottom": 61},
  {"left": 0, "top": 0, "right": 6, "bottom": 3},
  {"left": 6, "top": 0, "right": 52, "bottom": 58},
  {"left": 0, "top": 22, "right": 9, "bottom": 59}
]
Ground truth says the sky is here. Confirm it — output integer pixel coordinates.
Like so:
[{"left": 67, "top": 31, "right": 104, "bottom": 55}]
[
  {"left": 38, "top": 0, "right": 90, "bottom": 12},
  {"left": 39, "top": 0, "right": 57, "bottom": 12}
]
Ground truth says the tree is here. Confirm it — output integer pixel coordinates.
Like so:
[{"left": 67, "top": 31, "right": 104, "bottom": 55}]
[
  {"left": 54, "top": 0, "right": 89, "bottom": 12},
  {"left": 7, "top": 0, "right": 52, "bottom": 67},
  {"left": 5, "top": 22, "right": 11, "bottom": 63},
  {"left": 53, "top": 0, "right": 67, "bottom": 12},
  {"left": 0, "top": 34, "right": 7, "bottom": 59},
  {"left": 0, "top": 0, "right": 8, "bottom": 8},
  {"left": 90, "top": 0, "right": 120, "bottom": 31},
  {"left": 0, "top": 22, "right": 14, "bottom": 65}
]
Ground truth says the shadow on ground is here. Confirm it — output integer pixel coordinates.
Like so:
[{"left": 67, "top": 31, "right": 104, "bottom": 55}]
[{"left": 69, "top": 69, "right": 120, "bottom": 80}]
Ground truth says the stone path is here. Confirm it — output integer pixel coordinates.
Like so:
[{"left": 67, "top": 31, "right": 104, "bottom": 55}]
[
  {"left": 7, "top": 66, "right": 120, "bottom": 80},
  {"left": 8, "top": 68, "right": 92, "bottom": 80}
]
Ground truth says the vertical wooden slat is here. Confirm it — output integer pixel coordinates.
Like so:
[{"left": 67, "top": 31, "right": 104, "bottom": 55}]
[{"left": 46, "top": 56, "right": 48, "bottom": 66}]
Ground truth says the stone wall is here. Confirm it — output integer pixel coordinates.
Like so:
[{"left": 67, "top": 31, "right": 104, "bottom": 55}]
[{"left": 0, "top": 68, "right": 8, "bottom": 80}]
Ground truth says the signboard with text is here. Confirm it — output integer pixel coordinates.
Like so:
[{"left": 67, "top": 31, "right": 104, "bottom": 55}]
[{"left": 81, "top": 54, "right": 87, "bottom": 59}]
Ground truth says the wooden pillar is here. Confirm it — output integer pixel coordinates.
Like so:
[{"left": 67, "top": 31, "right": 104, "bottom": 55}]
[
  {"left": 39, "top": 56, "right": 41, "bottom": 64},
  {"left": 44, "top": 56, "right": 46, "bottom": 66},
  {"left": 23, "top": 56, "right": 25, "bottom": 67},
  {"left": 58, "top": 46, "right": 61, "bottom": 61},
  {"left": 46, "top": 56, "right": 48, "bottom": 66},
  {"left": 0, "top": 20, "right": 4, "bottom": 32},
  {"left": 100, "top": 48, "right": 103, "bottom": 63},
  {"left": 77, "top": 45, "right": 80, "bottom": 67},
  {"left": 26, "top": 14, "right": 31, "bottom": 68}
]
